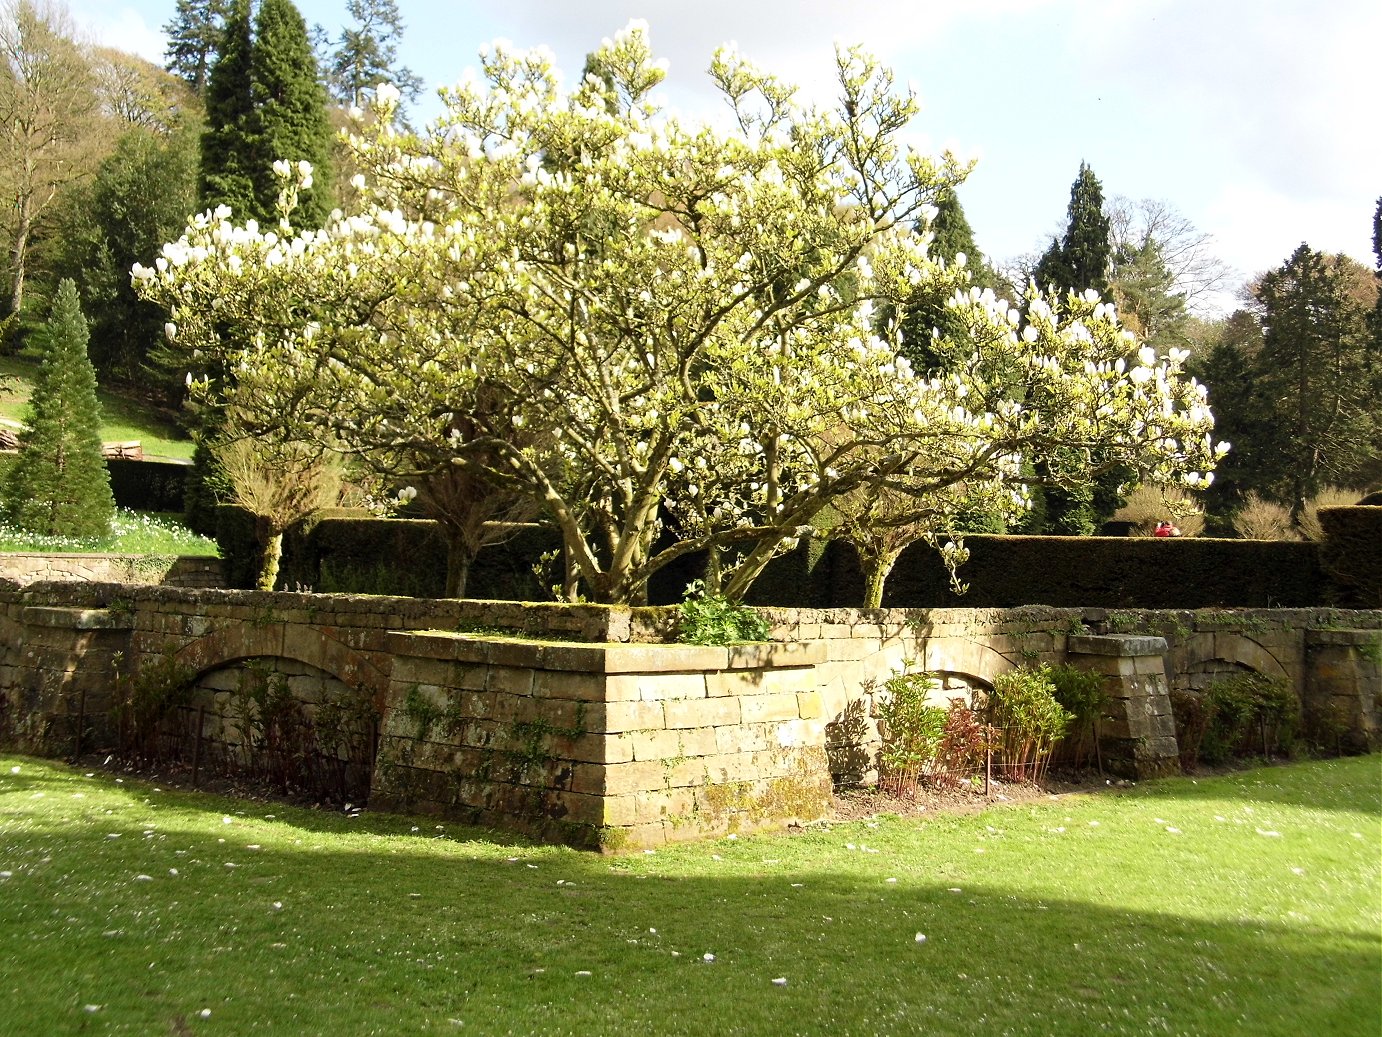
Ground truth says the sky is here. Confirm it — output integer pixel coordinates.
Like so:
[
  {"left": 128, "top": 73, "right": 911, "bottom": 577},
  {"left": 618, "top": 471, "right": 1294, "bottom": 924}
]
[{"left": 70, "top": 0, "right": 1381, "bottom": 314}]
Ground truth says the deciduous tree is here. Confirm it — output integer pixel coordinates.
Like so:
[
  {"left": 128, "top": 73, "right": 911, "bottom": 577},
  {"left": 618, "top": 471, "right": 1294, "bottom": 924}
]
[
  {"left": 0, "top": 0, "right": 105, "bottom": 324},
  {"left": 139, "top": 26, "right": 1224, "bottom": 605}
]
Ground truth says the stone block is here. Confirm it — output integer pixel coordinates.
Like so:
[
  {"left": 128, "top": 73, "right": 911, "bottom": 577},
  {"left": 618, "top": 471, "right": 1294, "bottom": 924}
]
[
  {"left": 486, "top": 666, "right": 535, "bottom": 696},
  {"left": 796, "top": 691, "right": 824, "bottom": 719},
  {"left": 602, "top": 699, "right": 666, "bottom": 733},
  {"left": 726, "top": 641, "right": 827, "bottom": 669},
  {"left": 631, "top": 728, "right": 684, "bottom": 761},
  {"left": 716, "top": 723, "right": 773, "bottom": 755},
  {"left": 1069, "top": 634, "right": 1168, "bottom": 657},
  {"left": 662, "top": 697, "right": 741, "bottom": 730},
  {"left": 602, "top": 644, "right": 729, "bottom": 673},
  {"left": 598, "top": 761, "right": 666, "bottom": 796},
  {"left": 638, "top": 673, "right": 709, "bottom": 702},
  {"left": 740, "top": 692, "right": 804, "bottom": 724},
  {"left": 533, "top": 670, "right": 603, "bottom": 701}
]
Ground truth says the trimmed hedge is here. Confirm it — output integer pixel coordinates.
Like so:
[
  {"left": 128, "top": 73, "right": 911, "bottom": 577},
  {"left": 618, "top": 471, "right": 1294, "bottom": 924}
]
[
  {"left": 105, "top": 459, "right": 189, "bottom": 512},
  {"left": 877, "top": 535, "right": 1325, "bottom": 609},
  {"left": 1316, "top": 506, "right": 1382, "bottom": 608},
  {"left": 215, "top": 507, "right": 1375, "bottom": 608}
]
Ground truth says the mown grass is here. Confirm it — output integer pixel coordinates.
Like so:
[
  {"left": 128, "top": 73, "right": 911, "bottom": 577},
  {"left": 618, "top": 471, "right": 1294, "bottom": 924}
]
[
  {"left": 0, "top": 509, "right": 217, "bottom": 556},
  {"left": 1, "top": 755, "right": 1377, "bottom": 1036},
  {"left": 0, "top": 355, "right": 194, "bottom": 461}
]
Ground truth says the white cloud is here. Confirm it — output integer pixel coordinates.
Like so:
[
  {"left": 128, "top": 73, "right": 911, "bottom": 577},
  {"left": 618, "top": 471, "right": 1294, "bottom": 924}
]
[{"left": 68, "top": 3, "right": 164, "bottom": 63}]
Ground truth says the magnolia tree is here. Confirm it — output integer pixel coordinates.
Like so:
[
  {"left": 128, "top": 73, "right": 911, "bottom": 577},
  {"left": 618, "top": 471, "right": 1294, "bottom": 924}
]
[{"left": 137, "top": 23, "right": 1225, "bottom": 605}]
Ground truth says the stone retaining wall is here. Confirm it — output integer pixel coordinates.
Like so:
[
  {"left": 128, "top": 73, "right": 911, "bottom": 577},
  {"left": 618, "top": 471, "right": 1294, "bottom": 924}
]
[
  {"left": 1, "top": 579, "right": 1377, "bottom": 849},
  {"left": 0, "top": 554, "right": 224, "bottom": 588}
]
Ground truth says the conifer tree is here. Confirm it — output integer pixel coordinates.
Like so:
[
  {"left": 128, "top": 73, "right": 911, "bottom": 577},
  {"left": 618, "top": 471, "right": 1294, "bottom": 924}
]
[
  {"left": 4, "top": 279, "right": 114, "bottom": 537},
  {"left": 1033, "top": 161, "right": 1111, "bottom": 297},
  {"left": 249, "top": 0, "right": 333, "bottom": 227},
  {"left": 328, "top": 0, "right": 422, "bottom": 109},
  {"left": 164, "top": 0, "right": 229, "bottom": 93},
  {"left": 198, "top": 0, "right": 255, "bottom": 216}
]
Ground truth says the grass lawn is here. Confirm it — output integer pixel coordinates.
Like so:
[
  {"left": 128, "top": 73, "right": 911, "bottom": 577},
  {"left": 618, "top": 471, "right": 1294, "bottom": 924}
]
[
  {"left": 1, "top": 755, "right": 1377, "bottom": 1036},
  {"left": 0, "top": 356, "right": 194, "bottom": 462},
  {"left": 0, "top": 509, "right": 217, "bottom": 556}
]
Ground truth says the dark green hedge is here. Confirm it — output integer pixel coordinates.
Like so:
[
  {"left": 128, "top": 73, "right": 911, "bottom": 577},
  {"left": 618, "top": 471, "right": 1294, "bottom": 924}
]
[
  {"left": 216, "top": 508, "right": 1377, "bottom": 608},
  {"left": 874, "top": 535, "right": 1326, "bottom": 609},
  {"left": 1316, "top": 506, "right": 1382, "bottom": 608},
  {"left": 105, "top": 459, "right": 188, "bottom": 512}
]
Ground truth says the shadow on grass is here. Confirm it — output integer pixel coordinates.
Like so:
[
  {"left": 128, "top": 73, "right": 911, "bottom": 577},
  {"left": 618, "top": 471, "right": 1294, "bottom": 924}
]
[{"left": 2, "top": 755, "right": 1379, "bottom": 1036}]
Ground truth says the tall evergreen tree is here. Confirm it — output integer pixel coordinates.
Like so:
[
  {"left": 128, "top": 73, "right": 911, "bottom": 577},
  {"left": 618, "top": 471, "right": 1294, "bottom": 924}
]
[
  {"left": 163, "top": 0, "right": 229, "bottom": 93},
  {"left": 1028, "top": 162, "right": 1119, "bottom": 534},
  {"left": 249, "top": 0, "right": 333, "bottom": 227},
  {"left": 4, "top": 279, "right": 114, "bottom": 537},
  {"left": 328, "top": 0, "right": 422, "bottom": 109},
  {"left": 1251, "top": 244, "right": 1379, "bottom": 517},
  {"left": 896, "top": 187, "right": 995, "bottom": 375},
  {"left": 1033, "top": 161, "right": 1111, "bottom": 298},
  {"left": 198, "top": 0, "right": 255, "bottom": 217}
]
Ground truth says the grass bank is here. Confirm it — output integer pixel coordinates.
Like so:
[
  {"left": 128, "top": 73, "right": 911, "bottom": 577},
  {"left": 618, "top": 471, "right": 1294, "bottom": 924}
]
[
  {"left": 0, "top": 356, "right": 194, "bottom": 462},
  {"left": 0, "top": 509, "right": 217, "bottom": 556},
  {"left": 0, "top": 756, "right": 1377, "bottom": 1036}
]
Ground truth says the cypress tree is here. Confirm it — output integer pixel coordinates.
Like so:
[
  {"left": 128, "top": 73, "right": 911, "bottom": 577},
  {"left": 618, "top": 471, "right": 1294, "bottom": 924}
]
[
  {"left": 250, "top": 0, "right": 334, "bottom": 227},
  {"left": 198, "top": 0, "right": 256, "bottom": 217},
  {"left": 4, "top": 280, "right": 115, "bottom": 538}
]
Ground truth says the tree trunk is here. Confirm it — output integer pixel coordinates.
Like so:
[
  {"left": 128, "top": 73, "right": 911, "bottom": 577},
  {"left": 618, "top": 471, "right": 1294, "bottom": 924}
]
[
  {"left": 443, "top": 534, "right": 472, "bottom": 599},
  {"left": 256, "top": 530, "right": 284, "bottom": 591},
  {"left": 862, "top": 548, "right": 902, "bottom": 609}
]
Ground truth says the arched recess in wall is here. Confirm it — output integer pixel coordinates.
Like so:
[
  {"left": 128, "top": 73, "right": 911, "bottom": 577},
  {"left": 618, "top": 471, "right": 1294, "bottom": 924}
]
[
  {"left": 920, "top": 635, "right": 1013, "bottom": 688},
  {"left": 1175, "top": 631, "right": 1293, "bottom": 692},
  {"left": 169, "top": 621, "right": 391, "bottom": 707}
]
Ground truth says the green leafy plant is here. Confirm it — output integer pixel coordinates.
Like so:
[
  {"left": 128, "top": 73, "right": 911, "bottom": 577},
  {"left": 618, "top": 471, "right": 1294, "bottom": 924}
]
[
  {"left": 1196, "top": 672, "right": 1299, "bottom": 765},
  {"left": 113, "top": 648, "right": 196, "bottom": 762},
  {"left": 676, "top": 580, "right": 770, "bottom": 646},
  {"left": 984, "top": 665, "right": 1074, "bottom": 782},
  {"left": 874, "top": 671, "right": 947, "bottom": 796},
  {"left": 1047, "top": 663, "right": 1108, "bottom": 769}
]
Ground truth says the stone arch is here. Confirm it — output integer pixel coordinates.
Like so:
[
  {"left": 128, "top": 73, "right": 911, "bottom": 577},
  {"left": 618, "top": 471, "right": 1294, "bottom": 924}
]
[
  {"left": 169, "top": 620, "right": 391, "bottom": 707},
  {"left": 1174, "top": 630, "right": 1293, "bottom": 694},
  {"left": 920, "top": 635, "right": 1012, "bottom": 688}
]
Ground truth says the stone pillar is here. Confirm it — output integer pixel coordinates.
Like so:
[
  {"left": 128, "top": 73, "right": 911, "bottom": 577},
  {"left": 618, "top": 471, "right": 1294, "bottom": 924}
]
[
  {"left": 12, "top": 606, "right": 134, "bottom": 753},
  {"left": 1067, "top": 634, "right": 1179, "bottom": 780},
  {"left": 1305, "top": 629, "right": 1381, "bottom": 753}
]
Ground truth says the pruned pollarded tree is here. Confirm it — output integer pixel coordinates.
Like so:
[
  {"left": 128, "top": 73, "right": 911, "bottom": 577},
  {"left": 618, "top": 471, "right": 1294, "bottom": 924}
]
[{"left": 137, "top": 24, "right": 1225, "bottom": 605}]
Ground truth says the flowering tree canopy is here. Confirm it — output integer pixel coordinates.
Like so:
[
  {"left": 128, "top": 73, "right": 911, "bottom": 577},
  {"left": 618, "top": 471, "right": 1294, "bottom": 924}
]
[{"left": 136, "top": 23, "right": 1225, "bottom": 605}]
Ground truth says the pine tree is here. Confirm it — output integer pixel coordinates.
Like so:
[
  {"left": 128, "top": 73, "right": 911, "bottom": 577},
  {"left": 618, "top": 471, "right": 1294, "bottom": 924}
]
[
  {"left": 198, "top": 0, "right": 256, "bottom": 217},
  {"left": 249, "top": 0, "right": 333, "bottom": 227},
  {"left": 328, "top": 0, "right": 422, "bottom": 109},
  {"left": 4, "top": 279, "right": 114, "bottom": 537},
  {"left": 163, "top": 0, "right": 229, "bottom": 93},
  {"left": 1253, "top": 244, "right": 1379, "bottom": 518},
  {"left": 1028, "top": 162, "right": 1119, "bottom": 534}
]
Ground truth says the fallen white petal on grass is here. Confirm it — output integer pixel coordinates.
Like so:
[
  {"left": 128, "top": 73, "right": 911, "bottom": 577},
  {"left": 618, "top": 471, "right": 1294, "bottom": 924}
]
[
  {"left": 885, "top": 877, "right": 897, "bottom": 883},
  {"left": 772, "top": 977, "right": 788, "bottom": 986},
  {"left": 199, "top": 1009, "right": 211, "bottom": 1019},
  {"left": 575, "top": 970, "right": 592, "bottom": 977},
  {"left": 915, "top": 933, "right": 927, "bottom": 943},
  {"left": 83, "top": 1005, "right": 101, "bottom": 1013},
  {"left": 134, "top": 874, "right": 153, "bottom": 882},
  {"left": 703, "top": 953, "right": 716, "bottom": 962},
  {"left": 1256, "top": 829, "right": 1282, "bottom": 838},
  {"left": 1165, "top": 827, "right": 1182, "bottom": 834}
]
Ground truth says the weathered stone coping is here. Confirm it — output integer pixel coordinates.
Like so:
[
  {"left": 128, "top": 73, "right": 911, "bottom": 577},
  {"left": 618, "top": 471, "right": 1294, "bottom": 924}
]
[
  {"left": 1068, "top": 634, "right": 1169, "bottom": 656},
  {"left": 19, "top": 605, "right": 135, "bottom": 630},
  {"left": 387, "top": 630, "right": 827, "bottom": 672}
]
